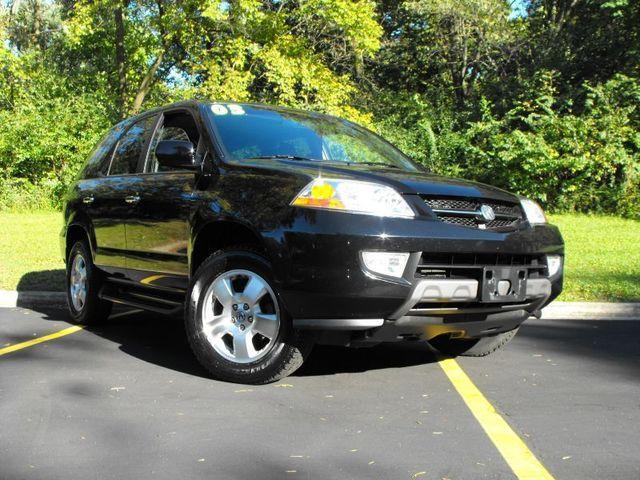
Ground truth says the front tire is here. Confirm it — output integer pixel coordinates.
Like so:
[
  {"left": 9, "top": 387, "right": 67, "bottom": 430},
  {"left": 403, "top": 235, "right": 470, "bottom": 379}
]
[
  {"left": 66, "top": 240, "right": 112, "bottom": 325},
  {"left": 185, "top": 249, "right": 313, "bottom": 384},
  {"left": 429, "top": 328, "right": 520, "bottom": 357}
]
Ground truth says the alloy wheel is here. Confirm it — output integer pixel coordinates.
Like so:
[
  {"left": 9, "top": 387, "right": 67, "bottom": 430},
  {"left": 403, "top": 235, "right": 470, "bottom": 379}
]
[
  {"left": 201, "top": 269, "right": 281, "bottom": 363},
  {"left": 70, "top": 253, "right": 88, "bottom": 311}
]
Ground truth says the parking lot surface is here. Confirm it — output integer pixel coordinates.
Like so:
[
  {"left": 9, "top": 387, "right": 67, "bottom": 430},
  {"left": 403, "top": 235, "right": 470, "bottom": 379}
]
[{"left": 1, "top": 306, "right": 639, "bottom": 480}]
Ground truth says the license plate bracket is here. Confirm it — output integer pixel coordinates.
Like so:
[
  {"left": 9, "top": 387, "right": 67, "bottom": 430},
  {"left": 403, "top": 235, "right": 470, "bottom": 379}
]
[{"left": 481, "top": 267, "right": 527, "bottom": 302}]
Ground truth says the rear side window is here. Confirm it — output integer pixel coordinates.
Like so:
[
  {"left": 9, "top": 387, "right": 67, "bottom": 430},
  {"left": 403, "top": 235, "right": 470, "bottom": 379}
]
[
  {"left": 82, "top": 122, "right": 128, "bottom": 178},
  {"left": 108, "top": 115, "right": 157, "bottom": 176}
]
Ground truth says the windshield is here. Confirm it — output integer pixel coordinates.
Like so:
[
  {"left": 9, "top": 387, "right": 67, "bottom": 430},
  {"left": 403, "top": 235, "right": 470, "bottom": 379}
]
[{"left": 206, "top": 103, "right": 419, "bottom": 172}]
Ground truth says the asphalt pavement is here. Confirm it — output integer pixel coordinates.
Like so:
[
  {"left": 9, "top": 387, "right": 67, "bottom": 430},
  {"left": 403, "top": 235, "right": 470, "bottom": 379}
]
[{"left": 1, "top": 305, "right": 639, "bottom": 480}]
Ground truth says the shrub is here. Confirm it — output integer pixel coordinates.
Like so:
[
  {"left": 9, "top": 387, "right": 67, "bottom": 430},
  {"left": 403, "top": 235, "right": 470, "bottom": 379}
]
[
  {"left": 375, "top": 73, "right": 640, "bottom": 218},
  {"left": 0, "top": 177, "right": 58, "bottom": 211},
  {"left": 457, "top": 74, "right": 639, "bottom": 217},
  {"left": 0, "top": 56, "right": 111, "bottom": 211}
]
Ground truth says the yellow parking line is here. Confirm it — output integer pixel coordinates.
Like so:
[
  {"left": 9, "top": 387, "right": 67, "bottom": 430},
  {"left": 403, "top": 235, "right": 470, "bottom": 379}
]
[
  {"left": 0, "top": 325, "right": 84, "bottom": 357},
  {"left": 439, "top": 358, "right": 555, "bottom": 480}
]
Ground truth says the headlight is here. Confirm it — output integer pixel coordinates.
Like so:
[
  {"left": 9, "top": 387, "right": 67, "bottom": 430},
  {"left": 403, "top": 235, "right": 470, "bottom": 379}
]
[
  {"left": 520, "top": 198, "right": 546, "bottom": 224},
  {"left": 291, "top": 178, "right": 415, "bottom": 218}
]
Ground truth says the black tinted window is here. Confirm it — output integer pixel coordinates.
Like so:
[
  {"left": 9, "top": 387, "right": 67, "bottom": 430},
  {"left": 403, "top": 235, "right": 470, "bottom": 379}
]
[
  {"left": 109, "top": 116, "right": 156, "bottom": 175},
  {"left": 82, "top": 121, "right": 128, "bottom": 178}
]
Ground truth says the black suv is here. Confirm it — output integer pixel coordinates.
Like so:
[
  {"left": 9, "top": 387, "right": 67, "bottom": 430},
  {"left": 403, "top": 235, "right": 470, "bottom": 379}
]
[{"left": 61, "top": 101, "right": 563, "bottom": 384}]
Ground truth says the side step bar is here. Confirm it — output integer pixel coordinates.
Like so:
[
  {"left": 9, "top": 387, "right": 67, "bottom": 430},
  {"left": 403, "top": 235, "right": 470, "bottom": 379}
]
[{"left": 99, "top": 282, "right": 184, "bottom": 316}]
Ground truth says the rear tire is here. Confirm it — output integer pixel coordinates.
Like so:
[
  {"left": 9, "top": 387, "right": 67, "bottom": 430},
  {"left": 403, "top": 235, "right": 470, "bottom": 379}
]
[
  {"left": 185, "top": 248, "right": 314, "bottom": 384},
  {"left": 429, "top": 328, "right": 520, "bottom": 357},
  {"left": 66, "top": 240, "right": 112, "bottom": 325}
]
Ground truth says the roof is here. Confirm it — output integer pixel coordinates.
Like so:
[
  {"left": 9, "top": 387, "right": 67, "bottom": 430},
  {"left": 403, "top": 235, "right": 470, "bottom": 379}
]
[{"left": 130, "top": 99, "right": 337, "bottom": 123}]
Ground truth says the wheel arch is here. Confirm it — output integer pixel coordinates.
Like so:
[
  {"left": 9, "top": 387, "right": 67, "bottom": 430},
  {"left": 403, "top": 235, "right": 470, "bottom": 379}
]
[
  {"left": 65, "top": 218, "right": 96, "bottom": 263},
  {"left": 190, "top": 219, "right": 267, "bottom": 276}
]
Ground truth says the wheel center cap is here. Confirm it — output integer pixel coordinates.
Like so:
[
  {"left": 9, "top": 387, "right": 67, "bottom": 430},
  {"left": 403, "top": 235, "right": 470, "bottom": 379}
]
[{"left": 234, "top": 310, "right": 247, "bottom": 323}]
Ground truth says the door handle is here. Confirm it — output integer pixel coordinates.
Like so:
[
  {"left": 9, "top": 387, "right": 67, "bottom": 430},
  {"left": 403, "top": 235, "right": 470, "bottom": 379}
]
[
  {"left": 82, "top": 196, "right": 94, "bottom": 204},
  {"left": 124, "top": 195, "right": 140, "bottom": 204}
]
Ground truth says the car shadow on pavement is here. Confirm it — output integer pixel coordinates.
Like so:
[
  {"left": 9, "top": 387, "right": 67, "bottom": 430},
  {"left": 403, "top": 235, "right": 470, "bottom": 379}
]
[
  {"left": 21, "top": 303, "right": 640, "bottom": 381},
  {"left": 296, "top": 342, "right": 439, "bottom": 377},
  {"left": 28, "top": 306, "right": 440, "bottom": 379},
  {"left": 90, "top": 309, "right": 213, "bottom": 378}
]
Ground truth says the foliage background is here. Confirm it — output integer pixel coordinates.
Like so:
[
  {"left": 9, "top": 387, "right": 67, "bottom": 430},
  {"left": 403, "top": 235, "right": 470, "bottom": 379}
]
[{"left": 1, "top": 0, "right": 639, "bottom": 217}]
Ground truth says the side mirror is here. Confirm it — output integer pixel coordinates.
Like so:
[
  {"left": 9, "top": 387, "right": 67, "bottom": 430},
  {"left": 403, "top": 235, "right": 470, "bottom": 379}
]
[{"left": 155, "top": 140, "right": 198, "bottom": 170}]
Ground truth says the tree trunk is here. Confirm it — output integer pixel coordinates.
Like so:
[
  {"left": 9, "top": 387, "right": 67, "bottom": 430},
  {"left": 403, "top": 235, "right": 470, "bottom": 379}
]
[
  {"left": 114, "top": 1, "right": 128, "bottom": 118},
  {"left": 131, "top": 51, "right": 165, "bottom": 114}
]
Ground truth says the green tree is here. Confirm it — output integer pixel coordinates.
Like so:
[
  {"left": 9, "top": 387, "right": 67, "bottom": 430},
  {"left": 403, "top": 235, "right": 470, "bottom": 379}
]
[
  {"left": 64, "top": 0, "right": 202, "bottom": 118},
  {"left": 524, "top": 0, "right": 640, "bottom": 95},
  {"left": 188, "top": 0, "right": 381, "bottom": 122},
  {"left": 5, "top": 0, "right": 62, "bottom": 52},
  {"left": 374, "top": 0, "right": 516, "bottom": 108}
]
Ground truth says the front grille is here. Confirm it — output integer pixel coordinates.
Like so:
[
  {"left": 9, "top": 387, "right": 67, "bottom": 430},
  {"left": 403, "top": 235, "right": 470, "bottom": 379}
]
[
  {"left": 438, "top": 215, "right": 476, "bottom": 227},
  {"left": 416, "top": 252, "right": 548, "bottom": 280},
  {"left": 422, "top": 196, "right": 524, "bottom": 231},
  {"left": 427, "top": 198, "right": 477, "bottom": 211}
]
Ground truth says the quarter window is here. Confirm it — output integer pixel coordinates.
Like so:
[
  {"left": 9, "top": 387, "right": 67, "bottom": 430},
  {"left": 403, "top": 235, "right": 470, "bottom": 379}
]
[{"left": 82, "top": 121, "right": 129, "bottom": 178}]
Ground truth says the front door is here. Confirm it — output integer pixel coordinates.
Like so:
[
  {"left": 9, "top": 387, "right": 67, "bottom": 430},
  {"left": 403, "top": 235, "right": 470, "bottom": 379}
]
[{"left": 124, "top": 109, "right": 206, "bottom": 290}]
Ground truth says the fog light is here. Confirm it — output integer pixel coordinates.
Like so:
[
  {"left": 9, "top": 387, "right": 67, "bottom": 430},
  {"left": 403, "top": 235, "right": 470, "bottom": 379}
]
[
  {"left": 546, "top": 255, "right": 562, "bottom": 276},
  {"left": 361, "top": 251, "right": 410, "bottom": 278}
]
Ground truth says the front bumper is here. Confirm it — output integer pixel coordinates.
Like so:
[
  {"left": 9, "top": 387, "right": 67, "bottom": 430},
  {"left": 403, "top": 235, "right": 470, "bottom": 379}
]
[
  {"left": 292, "top": 276, "right": 558, "bottom": 342},
  {"left": 271, "top": 210, "right": 563, "bottom": 342}
]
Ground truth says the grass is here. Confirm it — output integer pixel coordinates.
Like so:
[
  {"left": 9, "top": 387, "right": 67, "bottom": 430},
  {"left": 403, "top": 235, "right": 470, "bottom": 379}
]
[
  {"left": 0, "top": 211, "right": 65, "bottom": 292},
  {"left": 548, "top": 214, "right": 640, "bottom": 302},
  {"left": 1, "top": 211, "right": 638, "bottom": 302}
]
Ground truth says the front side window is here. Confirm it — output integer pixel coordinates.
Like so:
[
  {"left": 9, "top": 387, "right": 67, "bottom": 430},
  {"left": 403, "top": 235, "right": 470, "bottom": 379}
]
[
  {"left": 108, "top": 115, "right": 157, "bottom": 176},
  {"left": 146, "top": 111, "right": 202, "bottom": 173},
  {"left": 206, "top": 103, "right": 419, "bottom": 172}
]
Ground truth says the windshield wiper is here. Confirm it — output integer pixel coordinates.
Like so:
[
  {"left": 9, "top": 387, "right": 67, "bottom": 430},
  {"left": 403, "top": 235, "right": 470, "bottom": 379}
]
[
  {"left": 248, "top": 156, "right": 401, "bottom": 169},
  {"left": 249, "top": 155, "right": 323, "bottom": 162}
]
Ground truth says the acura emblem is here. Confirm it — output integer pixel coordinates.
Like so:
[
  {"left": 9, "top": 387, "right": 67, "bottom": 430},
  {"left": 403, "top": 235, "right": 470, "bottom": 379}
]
[{"left": 480, "top": 205, "right": 496, "bottom": 222}]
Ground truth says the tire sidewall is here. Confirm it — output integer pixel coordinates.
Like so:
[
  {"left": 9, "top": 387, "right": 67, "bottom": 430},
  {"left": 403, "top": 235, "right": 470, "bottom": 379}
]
[
  {"left": 185, "top": 250, "right": 305, "bottom": 383},
  {"left": 66, "top": 240, "right": 104, "bottom": 324}
]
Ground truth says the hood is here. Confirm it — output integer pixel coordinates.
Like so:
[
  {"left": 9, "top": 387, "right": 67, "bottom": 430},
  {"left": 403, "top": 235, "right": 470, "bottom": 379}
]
[
  {"left": 237, "top": 159, "right": 520, "bottom": 204},
  {"left": 352, "top": 168, "right": 518, "bottom": 202}
]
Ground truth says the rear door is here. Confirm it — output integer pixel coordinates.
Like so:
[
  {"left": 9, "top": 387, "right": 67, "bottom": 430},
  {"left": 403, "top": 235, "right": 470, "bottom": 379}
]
[
  {"left": 124, "top": 108, "right": 206, "bottom": 290},
  {"left": 90, "top": 114, "right": 158, "bottom": 273}
]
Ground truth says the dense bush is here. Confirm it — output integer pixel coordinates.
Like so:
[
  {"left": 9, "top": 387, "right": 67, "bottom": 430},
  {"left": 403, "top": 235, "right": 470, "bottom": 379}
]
[
  {"left": 454, "top": 74, "right": 640, "bottom": 217},
  {"left": 375, "top": 73, "right": 640, "bottom": 218},
  {"left": 0, "top": 100, "right": 110, "bottom": 209},
  {"left": 0, "top": 51, "right": 111, "bottom": 209}
]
